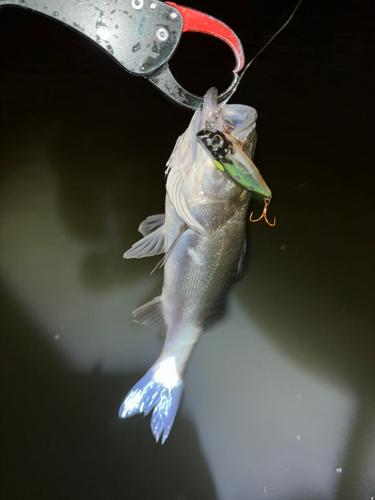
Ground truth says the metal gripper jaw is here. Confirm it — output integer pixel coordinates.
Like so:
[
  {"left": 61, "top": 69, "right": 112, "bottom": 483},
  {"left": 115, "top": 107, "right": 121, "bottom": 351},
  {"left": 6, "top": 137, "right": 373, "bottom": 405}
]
[{"left": 0, "top": 0, "right": 245, "bottom": 109}]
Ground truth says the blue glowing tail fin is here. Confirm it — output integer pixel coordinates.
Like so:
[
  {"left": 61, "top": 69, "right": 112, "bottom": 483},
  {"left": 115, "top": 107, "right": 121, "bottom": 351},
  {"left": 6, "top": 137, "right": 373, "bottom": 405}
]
[{"left": 118, "top": 362, "right": 184, "bottom": 444}]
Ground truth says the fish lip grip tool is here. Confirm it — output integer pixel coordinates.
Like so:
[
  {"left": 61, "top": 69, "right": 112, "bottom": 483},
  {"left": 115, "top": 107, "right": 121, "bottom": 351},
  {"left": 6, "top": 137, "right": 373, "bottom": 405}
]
[{"left": 0, "top": 0, "right": 244, "bottom": 109}]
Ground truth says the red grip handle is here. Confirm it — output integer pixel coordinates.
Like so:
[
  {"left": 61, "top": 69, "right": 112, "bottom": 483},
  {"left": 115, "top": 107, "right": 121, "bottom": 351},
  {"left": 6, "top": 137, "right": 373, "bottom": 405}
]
[{"left": 166, "top": 2, "right": 244, "bottom": 73}]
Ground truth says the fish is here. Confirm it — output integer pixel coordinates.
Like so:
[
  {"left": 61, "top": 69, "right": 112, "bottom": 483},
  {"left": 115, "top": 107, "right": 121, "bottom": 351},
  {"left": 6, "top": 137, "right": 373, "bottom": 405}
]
[{"left": 118, "top": 87, "right": 271, "bottom": 443}]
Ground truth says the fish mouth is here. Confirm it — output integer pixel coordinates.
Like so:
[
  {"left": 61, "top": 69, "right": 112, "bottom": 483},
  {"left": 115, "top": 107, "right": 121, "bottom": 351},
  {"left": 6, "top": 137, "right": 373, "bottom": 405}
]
[
  {"left": 219, "top": 105, "right": 257, "bottom": 140},
  {"left": 200, "top": 88, "right": 258, "bottom": 138},
  {"left": 195, "top": 88, "right": 271, "bottom": 197}
]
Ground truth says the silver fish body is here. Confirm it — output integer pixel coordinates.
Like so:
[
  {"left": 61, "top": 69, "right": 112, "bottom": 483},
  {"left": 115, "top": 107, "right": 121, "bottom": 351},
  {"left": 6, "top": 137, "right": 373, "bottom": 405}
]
[{"left": 119, "top": 88, "right": 260, "bottom": 443}]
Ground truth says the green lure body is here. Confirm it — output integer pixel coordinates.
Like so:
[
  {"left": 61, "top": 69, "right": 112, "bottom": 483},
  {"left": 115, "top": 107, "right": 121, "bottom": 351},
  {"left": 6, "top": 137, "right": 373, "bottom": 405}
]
[{"left": 196, "top": 129, "right": 271, "bottom": 199}]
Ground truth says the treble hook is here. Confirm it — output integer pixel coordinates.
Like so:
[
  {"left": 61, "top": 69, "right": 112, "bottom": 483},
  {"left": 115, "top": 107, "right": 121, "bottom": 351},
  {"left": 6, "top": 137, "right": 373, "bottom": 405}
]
[
  {"left": 222, "top": 116, "right": 245, "bottom": 146},
  {"left": 249, "top": 197, "right": 276, "bottom": 227},
  {"left": 222, "top": 116, "right": 236, "bottom": 135}
]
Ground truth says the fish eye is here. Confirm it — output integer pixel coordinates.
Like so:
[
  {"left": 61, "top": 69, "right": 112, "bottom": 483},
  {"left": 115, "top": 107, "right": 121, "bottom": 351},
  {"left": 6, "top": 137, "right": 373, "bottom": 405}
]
[{"left": 211, "top": 134, "right": 224, "bottom": 148}]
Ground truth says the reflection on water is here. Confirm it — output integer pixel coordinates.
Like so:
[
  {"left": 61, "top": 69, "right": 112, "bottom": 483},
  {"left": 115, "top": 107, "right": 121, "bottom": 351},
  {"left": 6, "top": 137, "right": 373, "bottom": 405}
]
[{"left": 1, "top": 1, "right": 374, "bottom": 499}]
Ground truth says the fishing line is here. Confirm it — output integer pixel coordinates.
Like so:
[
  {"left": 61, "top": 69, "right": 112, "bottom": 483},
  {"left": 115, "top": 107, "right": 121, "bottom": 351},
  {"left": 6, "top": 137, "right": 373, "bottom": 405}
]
[{"left": 226, "top": 0, "right": 304, "bottom": 101}]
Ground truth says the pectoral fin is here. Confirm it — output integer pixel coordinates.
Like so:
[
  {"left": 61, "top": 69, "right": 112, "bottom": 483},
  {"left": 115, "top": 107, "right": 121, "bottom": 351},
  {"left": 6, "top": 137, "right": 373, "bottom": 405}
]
[
  {"left": 124, "top": 214, "right": 165, "bottom": 259},
  {"left": 150, "top": 224, "right": 188, "bottom": 275}
]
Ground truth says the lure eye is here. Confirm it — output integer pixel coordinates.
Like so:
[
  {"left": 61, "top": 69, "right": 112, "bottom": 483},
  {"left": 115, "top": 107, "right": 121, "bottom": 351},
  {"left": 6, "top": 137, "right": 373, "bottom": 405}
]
[{"left": 211, "top": 134, "right": 224, "bottom": 148}]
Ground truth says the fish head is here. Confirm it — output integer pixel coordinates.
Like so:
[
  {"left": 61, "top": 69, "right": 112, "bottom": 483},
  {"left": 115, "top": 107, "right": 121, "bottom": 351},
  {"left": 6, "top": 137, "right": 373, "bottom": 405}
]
[
  {"left": 166, "top": 87, "right": 270, "bottom": 234},
  {"left": 196, "top": 129, "right": 272, "bottom": 198}
]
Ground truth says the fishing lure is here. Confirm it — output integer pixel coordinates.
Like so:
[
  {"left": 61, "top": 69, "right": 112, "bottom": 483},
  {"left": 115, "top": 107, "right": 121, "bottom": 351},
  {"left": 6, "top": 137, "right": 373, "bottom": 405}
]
[{"left": 196, "top": 128, "right": 276, "bottom": 226}]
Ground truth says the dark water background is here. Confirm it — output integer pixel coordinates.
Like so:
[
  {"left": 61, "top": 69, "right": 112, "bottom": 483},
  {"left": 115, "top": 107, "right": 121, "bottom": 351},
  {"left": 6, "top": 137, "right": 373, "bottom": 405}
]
[{"left": 1, "top": 0, "right": 374, "bottom": 499}]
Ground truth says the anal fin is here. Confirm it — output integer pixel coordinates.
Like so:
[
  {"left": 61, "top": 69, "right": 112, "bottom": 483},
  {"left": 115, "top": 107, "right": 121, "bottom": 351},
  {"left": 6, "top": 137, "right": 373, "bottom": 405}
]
[{"left": 132, "top": 296, "right": 167, "bottom": 335}]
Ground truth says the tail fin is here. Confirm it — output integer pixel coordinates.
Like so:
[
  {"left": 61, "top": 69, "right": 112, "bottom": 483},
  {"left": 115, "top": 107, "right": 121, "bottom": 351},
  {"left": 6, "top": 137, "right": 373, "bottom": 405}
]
[{"left": 118, "top": 359, "right": 184, "bottom": 444}]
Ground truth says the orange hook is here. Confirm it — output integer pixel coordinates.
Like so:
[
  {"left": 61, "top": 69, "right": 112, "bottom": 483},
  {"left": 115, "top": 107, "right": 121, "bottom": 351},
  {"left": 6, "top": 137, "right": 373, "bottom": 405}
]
[
  {"left": 249, "top": 197, "right": 276, "bottom": 227},
  {"left": 222, "top": 116, "right": 236, "bottom": 135},
  {"left": 221, "top": 116, "right": 245, "bottom": 147}
]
